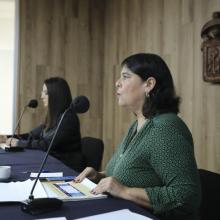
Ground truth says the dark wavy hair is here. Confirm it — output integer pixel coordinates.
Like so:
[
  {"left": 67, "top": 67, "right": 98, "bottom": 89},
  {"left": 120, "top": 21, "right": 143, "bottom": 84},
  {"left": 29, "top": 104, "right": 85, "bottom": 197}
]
[
  {"left": 44, "top": 77, "right": 72, "bottom": 129},
  {"left": 121, "top": 53, "right": 180, "bottom": 118}
]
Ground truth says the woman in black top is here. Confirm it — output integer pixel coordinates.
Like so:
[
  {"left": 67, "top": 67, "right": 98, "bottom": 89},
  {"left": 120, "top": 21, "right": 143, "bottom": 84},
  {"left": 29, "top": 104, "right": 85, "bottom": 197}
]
[{"left": 6, "top": 77, "right": 85, "bottom": 171}]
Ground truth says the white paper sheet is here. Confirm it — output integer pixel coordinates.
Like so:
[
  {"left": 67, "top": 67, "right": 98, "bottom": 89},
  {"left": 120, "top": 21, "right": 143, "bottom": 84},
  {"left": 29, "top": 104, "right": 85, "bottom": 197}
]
[
  {"left": 0, "top": 179, "right": 47, "bottom": 202},
  {"left": 0, "top": 143, "right": 9, "bottom": 149},
  {"left": 35, "top": 218, "right": 67, "bottom": 220},
  {"left": 30, "top": 172, "right": 63, "bottom": 178},
  {"left": 74, "top": 209, "right": 153, "bottom": 220}
]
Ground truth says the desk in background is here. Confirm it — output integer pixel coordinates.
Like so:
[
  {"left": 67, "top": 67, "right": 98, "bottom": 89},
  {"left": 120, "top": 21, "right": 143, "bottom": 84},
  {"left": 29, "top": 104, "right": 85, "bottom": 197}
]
[{"left": 0, "top": 149, "right": 158, "bottom": 220}]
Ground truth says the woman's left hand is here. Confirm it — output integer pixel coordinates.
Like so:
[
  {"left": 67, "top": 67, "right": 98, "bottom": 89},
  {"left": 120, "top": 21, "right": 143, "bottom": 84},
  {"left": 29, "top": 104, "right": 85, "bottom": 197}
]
[
  {"left": 91, "top": 177, "right": 127, "bottom": 198},
  {"left": 6, "top": 138, "right": 19, "bottom": 147}
]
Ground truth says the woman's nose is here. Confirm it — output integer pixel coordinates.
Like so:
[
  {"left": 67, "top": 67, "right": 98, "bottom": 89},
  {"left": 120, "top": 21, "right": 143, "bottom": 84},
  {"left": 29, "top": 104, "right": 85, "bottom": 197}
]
[{"left": 115, "top": 79, "right": 121, "bottom": 88}]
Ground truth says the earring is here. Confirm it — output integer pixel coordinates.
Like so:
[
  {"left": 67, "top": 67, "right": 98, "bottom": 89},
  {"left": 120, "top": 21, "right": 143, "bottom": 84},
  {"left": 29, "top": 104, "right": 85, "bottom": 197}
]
[{"left": 146, "top": 92, "right": 150, "bottom": 98}]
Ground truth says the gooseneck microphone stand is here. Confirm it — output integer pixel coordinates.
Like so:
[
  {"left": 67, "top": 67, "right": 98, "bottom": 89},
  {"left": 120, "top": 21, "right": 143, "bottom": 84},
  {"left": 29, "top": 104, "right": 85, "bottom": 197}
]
[
  {"left": 9, "top": 100, "right": 38, "bottom": 147},
  {"left": 21, "top": 96, "right": 90, "bottom": 215},
  {"left": 9, "top": 105, "right": 27, "bottom": 147},
  {"left": 21, "top": 107, "right": 71, "bottom": 215}
]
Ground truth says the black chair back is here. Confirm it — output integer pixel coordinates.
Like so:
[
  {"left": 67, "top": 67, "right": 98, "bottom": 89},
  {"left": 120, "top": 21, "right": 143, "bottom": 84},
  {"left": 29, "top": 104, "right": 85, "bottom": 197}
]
[
  {"left": 81, "top": 136, "right": 104, "bottom": 170},
  {"left": 199, "top": 169, "right": 220, "bottom": 220}
]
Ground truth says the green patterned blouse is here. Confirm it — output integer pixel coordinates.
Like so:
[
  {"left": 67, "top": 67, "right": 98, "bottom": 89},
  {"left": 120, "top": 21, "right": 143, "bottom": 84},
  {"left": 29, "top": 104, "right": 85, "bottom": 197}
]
[{"left": 106, "top": 113, "right": 201, "bottom": 220}]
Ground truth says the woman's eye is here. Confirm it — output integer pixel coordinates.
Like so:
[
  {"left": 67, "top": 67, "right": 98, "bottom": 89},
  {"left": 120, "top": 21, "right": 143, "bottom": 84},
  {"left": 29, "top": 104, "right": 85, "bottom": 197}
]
[{"left": 122, "top": 75, "right": 129, "bottom": 80}]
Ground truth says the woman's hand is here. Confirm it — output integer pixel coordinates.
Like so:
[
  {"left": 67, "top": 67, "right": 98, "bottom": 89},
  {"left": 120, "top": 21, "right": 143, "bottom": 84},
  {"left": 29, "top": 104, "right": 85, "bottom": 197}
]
[
  {"left": 91, "top": 177, "right": 152, "bottom": 208},
  {"left": 6, "top": 138, "right": 19, "bottom": 147},
  {"left": 75, "top": 167, "right": 100, "bottom": 183},
  {"left": 91, "top": 176, "right": 127, "bottom": 198},
  {"left": 76, "top": 171, "right": 152, "bottom": 208}
]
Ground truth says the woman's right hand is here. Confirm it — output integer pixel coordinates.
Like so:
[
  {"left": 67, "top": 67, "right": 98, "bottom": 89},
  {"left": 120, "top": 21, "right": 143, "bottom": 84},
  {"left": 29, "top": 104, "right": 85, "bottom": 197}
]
[
  {"left": 74, "top": 167, "right": 99, "bottom": 183},
  {"left": 6, "top": 137, "right": 19, "bottom": 147}
]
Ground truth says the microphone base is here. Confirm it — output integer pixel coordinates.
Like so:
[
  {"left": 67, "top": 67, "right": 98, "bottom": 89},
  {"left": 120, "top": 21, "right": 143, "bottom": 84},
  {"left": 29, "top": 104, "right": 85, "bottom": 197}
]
[{"left": 21, "top": 198, "right": 63, "bottom": 215}]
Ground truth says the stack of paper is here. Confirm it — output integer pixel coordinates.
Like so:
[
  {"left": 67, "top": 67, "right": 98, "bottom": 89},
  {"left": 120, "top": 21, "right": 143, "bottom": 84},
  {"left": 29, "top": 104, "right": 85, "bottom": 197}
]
[
  {"left": 0, "top": 179, "right": 47, "bottom": 202},
  {"left": 42, "top": 178, "right": 107, "bottom": 201},
  {"left": 0, "top": 178, "right": 107, "bottom": 202},
  {"left": 0, "top": 143, "right": 9, "bottom": 150}
]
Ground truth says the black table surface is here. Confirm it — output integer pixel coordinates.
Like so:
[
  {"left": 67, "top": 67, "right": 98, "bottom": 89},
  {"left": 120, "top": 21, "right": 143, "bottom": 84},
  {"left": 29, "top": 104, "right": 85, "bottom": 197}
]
[{"left": 0, "top": 149, "right": 158, "bottom": 220}]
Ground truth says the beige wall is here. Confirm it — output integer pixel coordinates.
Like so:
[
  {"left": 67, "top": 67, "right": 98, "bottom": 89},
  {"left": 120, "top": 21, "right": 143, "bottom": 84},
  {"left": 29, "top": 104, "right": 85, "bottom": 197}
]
[{"left": 19, "top": 0, "right": 220, "bottom": 173}]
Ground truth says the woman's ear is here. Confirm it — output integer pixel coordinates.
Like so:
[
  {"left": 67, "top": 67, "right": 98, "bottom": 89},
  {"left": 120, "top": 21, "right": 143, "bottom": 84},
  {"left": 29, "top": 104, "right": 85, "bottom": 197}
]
[{"left": 144, "top": 77, "right": 156, "bottom": 93}]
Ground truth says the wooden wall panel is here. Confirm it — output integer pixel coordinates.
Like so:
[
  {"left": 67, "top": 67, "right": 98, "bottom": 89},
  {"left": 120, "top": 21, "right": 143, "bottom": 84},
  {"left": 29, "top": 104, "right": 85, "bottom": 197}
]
[
  {"left": 19, "top": 0, "right": 220, "bottom": 173},
  {"left": 103, "top": 0, "right": 220, "bottom": 173},
  {"left": 19, "top": 0, "right": 105, "bottom": 138}
]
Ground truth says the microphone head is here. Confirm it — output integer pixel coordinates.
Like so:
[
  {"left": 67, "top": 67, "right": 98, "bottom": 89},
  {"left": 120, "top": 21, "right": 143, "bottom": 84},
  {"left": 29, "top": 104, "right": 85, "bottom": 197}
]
[
  {"left": 71, "top": 96, "right": 90, "bottom": 113},
  {"left": 28, "top": 99, "right": 38, "bottom": 108}
]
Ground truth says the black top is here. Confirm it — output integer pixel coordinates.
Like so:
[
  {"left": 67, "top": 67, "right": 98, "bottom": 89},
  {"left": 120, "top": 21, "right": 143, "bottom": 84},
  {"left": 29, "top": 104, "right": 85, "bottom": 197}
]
[{"left": 16, "top": 109, "right": 85, "bottom": 171}]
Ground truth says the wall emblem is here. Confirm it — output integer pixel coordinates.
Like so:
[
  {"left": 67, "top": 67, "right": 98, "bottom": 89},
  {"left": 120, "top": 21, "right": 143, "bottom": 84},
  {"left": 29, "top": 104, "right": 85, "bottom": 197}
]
[{"left": 201, "top": 12, "right": 220, "bottom": 83}]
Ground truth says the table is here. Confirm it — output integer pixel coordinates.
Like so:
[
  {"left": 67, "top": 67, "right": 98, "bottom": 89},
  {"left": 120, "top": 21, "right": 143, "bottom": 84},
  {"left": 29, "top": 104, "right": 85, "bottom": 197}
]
[{"left": 0, "top": 149, "right": 159, "bottom": 220}]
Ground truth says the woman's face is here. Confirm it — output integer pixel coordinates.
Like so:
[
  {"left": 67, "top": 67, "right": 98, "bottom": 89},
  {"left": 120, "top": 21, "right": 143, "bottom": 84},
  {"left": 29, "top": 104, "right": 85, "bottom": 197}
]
[
  {"left": 41, "top": 84, "right": 49, "bottom": 107},
  {"left": 115, "top": 65, "right": 146, "bottom": 112}
]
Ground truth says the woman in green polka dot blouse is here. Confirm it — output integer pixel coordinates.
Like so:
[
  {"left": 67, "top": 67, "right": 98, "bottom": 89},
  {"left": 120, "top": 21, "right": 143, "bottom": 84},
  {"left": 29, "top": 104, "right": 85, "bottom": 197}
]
[{"left": 75, "top": 53, "right": 201, "bottom": 220}]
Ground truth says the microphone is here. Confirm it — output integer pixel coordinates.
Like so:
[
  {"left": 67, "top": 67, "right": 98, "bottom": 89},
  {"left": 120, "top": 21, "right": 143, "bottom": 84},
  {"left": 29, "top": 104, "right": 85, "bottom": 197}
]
[
  {"left": 28, "top": 99, "right": 38, "bottom": 108},
  {"left": 9, "top": 99, "right": 38, "bottom": 147},
  {"left": 71, "top": 95, "right": 90, "bottom": 113},
  {"left": 21, "top": 96, "right": 90, "bottom": 215}
]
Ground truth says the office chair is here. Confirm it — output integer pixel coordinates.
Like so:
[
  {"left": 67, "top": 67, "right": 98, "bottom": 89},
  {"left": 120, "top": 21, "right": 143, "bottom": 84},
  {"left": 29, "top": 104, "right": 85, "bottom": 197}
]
[
  {"left": 199, "top": 169, "right": 220, "bottom": 220},
  {"left": 81, "top": 136, "right": 104, "bottom": 171}
]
